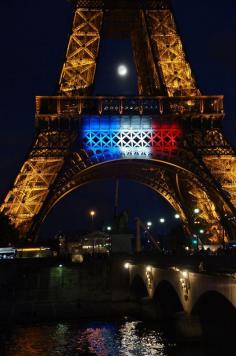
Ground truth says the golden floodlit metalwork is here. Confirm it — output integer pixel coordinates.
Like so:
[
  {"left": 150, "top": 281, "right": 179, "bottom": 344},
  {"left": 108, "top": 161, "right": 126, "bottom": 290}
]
[
  {"left": 1, "top": 0, "right": 236, "bottom": 243},
  {"left": 145, "top": 9, "right": 200, "bottom": 96},
  {"left": 59, "top": 7, "right": 103, "bottom": 95}
]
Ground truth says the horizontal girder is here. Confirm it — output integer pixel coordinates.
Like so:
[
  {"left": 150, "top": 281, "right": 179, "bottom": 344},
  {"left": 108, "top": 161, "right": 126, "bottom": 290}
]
[
  {"left": 74, "top": 0, "right": 169, "bottom": 10},
  {"left": 36, "top": 95, "right": 224, "bottom": 119}
]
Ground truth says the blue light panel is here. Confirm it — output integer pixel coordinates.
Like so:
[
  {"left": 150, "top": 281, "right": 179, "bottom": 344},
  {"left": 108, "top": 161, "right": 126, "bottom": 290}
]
[{"left": 81, "top": 116, "right": 153, "bottom": 161}]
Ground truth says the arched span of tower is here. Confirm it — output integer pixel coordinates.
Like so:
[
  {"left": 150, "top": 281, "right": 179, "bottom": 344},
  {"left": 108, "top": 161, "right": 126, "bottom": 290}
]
[{"left": 29, "top": 158, "right": 233, "bottom": 242}]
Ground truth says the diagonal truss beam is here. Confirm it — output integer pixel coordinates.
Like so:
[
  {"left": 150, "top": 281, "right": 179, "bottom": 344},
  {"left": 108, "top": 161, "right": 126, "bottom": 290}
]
[
  {"left": 0, "top": 131, "right": 75, "bottom": 236},
  {"left": 145, "top": 9, "right": 200, "bottom": 96},
  {"left": 59, "top": 8, "right": 103, "bottom": 95}
]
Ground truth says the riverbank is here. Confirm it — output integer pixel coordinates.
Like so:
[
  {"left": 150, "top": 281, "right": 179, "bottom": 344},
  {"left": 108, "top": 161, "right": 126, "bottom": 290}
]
[{"left": 0, "top": 256, "right": 137, "bottom": 324}]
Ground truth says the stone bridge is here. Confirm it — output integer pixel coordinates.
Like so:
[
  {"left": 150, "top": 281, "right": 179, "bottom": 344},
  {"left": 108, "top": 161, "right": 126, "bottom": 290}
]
[{"left": 127, "top": 259, "right": 236, "bottom": 339}]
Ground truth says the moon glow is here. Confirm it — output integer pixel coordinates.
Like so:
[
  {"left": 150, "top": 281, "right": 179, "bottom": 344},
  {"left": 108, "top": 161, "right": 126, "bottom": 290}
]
[{"left": 117, "top": 64, "right": 128, "bottom": 77}]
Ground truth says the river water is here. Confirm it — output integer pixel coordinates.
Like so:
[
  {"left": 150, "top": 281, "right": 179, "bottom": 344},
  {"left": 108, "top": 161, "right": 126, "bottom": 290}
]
[{"left": 0, "top": 319, "right": 234, "bottom": 356}]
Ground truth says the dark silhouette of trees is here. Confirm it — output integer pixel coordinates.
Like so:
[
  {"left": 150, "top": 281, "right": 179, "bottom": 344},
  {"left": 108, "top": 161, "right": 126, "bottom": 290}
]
[{"left": 0, "top": 212, "right": 19, "bottom": 246}]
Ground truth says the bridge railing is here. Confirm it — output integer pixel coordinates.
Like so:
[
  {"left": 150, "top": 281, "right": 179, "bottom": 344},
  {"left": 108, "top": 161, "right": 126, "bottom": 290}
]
[{"left": 35, "top": 96, "right": 224, "bottom": 119}]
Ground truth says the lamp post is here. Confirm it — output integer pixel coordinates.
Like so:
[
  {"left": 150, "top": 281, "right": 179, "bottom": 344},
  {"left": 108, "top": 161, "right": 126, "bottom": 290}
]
[
  {"left": 89, "top": 210, "right": 96, "bottom": 254},
  {"left": 158, "top": 218, "right": 165, "bottom": 249},
  {"left": 89, "top": 210, "right": 96, "bottom": 230},
  {"left": 192, "top": 208, "right": 201, "bottom": 251}
]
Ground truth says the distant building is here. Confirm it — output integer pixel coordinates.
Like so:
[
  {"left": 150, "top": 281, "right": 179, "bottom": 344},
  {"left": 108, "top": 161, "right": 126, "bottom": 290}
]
[
  {"left": 68, "top": 231, "right": 111, "bottom": 257},
  {"left": 66, "top": 227, "right": 135, "bottom": 261}
]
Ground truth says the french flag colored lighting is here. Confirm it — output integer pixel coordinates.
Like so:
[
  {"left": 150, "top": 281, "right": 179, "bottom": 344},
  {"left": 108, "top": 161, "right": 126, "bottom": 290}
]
[{"left": 81, "top": 116, "right": 181, "bottom": 161}]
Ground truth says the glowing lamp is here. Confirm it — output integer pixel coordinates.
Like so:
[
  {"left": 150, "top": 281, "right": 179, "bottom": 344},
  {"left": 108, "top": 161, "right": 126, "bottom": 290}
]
[
  {"left": 182, "top": 270, "right": 188, "bottom": 279},
  {"left": 124, "top": 262, "right": 130, "bottom": 269},
  {"left": 90, "top": 210, "right": 96, "bottom": 217}
]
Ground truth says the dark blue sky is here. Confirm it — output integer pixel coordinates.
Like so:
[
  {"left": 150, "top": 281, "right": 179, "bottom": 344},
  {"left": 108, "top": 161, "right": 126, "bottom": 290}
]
[{"left": 0, "top": 0, "right": 236, "bottom": 237}]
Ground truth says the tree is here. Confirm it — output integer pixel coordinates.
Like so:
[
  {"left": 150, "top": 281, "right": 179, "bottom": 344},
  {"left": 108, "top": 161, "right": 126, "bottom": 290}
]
[{"left": 0, "top": 212, "right": 19, "bottom": 246}]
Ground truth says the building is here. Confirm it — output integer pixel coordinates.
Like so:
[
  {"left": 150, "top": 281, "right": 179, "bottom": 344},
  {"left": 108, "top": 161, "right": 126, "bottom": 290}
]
[{"left": 68, "top": 231, "right": 111, "bottom": 257}]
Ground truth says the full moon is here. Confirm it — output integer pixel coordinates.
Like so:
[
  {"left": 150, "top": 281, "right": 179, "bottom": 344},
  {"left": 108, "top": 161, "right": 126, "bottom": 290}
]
[{"left": 117, "top": 64, "right": 128, "bottom": 77}]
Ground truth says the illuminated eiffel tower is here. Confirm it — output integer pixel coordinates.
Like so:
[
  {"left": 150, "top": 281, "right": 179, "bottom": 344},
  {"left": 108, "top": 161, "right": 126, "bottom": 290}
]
[{"left": 1, "top": 0, "right": 236, "bottom": 242}]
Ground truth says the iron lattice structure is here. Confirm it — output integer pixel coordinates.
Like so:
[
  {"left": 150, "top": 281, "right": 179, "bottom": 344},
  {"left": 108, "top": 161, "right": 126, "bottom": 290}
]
[{"left": 1, "top": 0, "right": 236, "bottom": 243}]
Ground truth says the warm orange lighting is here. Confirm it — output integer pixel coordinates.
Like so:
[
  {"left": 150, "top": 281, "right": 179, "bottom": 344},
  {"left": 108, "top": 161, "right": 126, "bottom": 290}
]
[
  {"left": 90, "top": 210, "right": 96, "bottom": 217},
  {"left": 17, "top": 247, "right": 50, "bottom": 252}
]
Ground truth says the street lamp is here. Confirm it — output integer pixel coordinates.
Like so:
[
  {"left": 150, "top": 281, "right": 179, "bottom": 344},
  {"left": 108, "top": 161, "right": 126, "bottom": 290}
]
[
  {"left": 89, "top": 210, "right": 96, "bottom": 228},
  {"left": 124, "top": 262, "right": 130, "bottom": 269},
  {"left": 158, "top": 218, "right": 166, "bottom": 249},
  {"left": 174, "top": 214, "right": 180, "bottom": 219},
  {"left": 107, "top": 226, "right": 112, "bottom": 231},
  {"left": 147, "top": 221, "right": 152, "bottom": 230},
  {"left": 194, "top": 208, "right": 200, "bottom": 214}
]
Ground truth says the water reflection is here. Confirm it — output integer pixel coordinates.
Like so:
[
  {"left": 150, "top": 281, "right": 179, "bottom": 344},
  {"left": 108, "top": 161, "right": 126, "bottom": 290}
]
[
  {"left": 119, "top": 321, "right": 165, "bottom": 356},
  {"left": 0, "top": 319, "right": 235, "bottom": 356}
]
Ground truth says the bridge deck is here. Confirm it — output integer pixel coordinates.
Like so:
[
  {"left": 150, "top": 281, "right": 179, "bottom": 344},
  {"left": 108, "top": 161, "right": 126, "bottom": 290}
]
[{"left": 128, "top": 252, "right": 236, "bottom": 276}]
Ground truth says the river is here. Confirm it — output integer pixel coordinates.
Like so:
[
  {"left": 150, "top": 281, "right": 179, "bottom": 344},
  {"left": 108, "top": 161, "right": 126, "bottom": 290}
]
[{"left": 0, "top": 318, "right": 234, "bottom": 356}]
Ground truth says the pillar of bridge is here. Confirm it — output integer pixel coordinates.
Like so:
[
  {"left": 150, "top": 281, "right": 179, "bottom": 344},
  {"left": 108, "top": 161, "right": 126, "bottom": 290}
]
[
  {"left": 174, "top": 312, "right": 203, "bottom": 340},
  {"left": 140, "top": 297, "right": 163, "bottom": 320}
]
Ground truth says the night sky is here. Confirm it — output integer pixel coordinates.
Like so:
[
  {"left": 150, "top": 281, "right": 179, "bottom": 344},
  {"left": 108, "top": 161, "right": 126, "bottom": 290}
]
[{"left": 0, "top": 1, "right": 236, "bottom": 238}]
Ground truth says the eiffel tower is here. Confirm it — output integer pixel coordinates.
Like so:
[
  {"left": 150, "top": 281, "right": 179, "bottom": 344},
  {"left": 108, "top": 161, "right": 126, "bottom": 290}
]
[{"left": 1, "top": 0, "right": 236, "bottom": 243}]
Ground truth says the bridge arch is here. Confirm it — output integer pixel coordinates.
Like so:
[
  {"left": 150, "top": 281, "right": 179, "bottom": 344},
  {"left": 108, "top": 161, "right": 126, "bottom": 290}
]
[
  {"left": 191, "top": 290, "right": 236, "bottom": 338},
  {"left": 31, "top": 158, "right": 232, "bottom": 242},
  {"left": 152, "top": 280, "right": 184, "bottom": 318}
]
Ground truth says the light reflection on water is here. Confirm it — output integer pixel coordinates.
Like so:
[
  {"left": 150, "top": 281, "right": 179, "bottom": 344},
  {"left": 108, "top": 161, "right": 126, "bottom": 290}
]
[{"left": 0, "top": 319, "right": 233, "bottom": 356}]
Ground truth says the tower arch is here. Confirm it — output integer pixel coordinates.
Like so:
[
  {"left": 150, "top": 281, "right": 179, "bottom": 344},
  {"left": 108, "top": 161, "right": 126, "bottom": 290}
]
[{"left": 29, "top": 158, "right": 230, "bottom": 242}]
